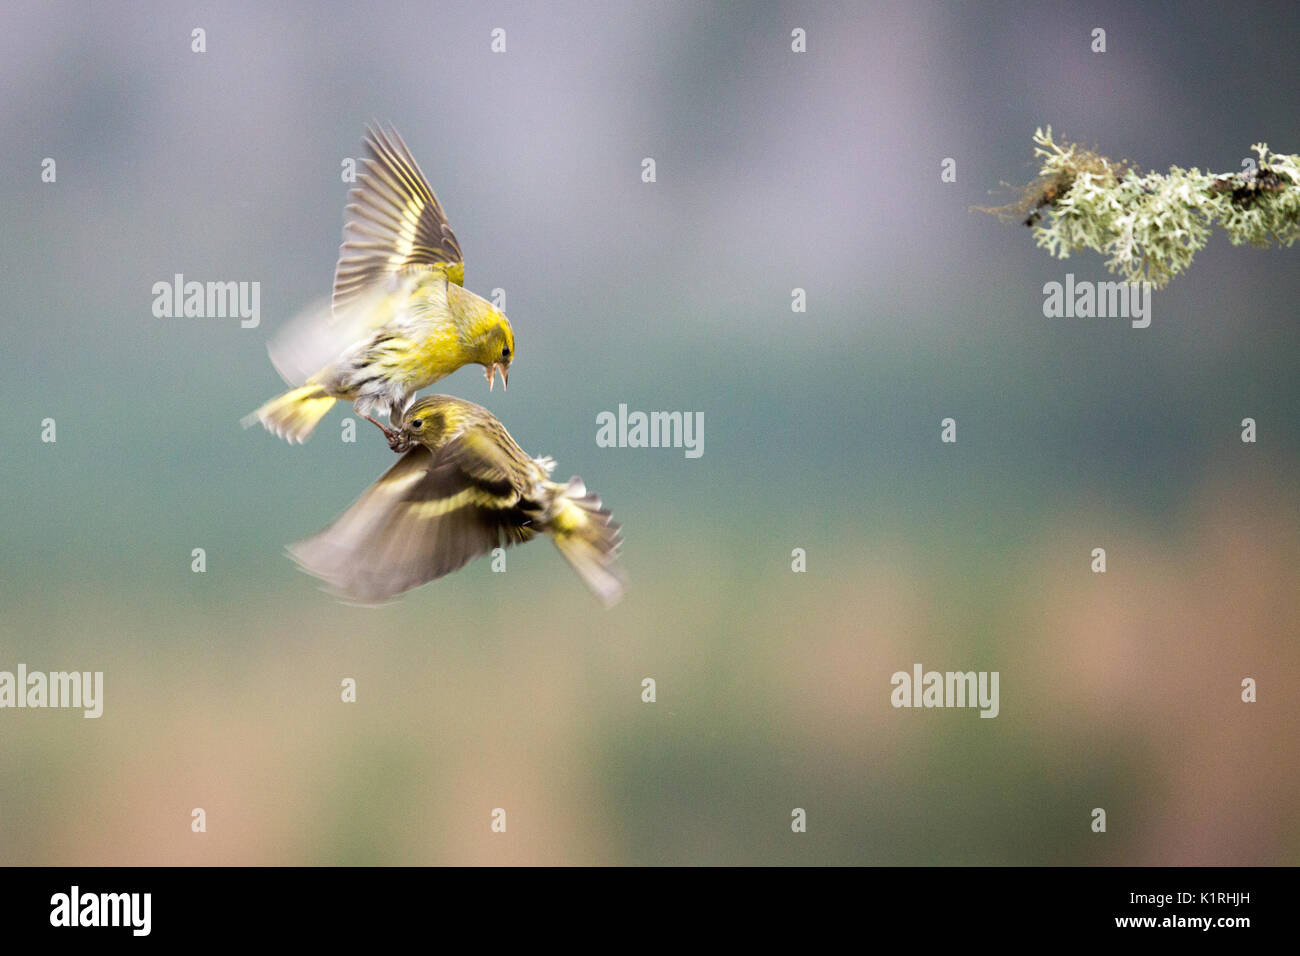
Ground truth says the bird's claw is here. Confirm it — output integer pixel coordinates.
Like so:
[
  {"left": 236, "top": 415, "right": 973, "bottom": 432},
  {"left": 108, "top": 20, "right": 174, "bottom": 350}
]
[{"left": 361, "top": 413, "right": 405, "bottom": 451}]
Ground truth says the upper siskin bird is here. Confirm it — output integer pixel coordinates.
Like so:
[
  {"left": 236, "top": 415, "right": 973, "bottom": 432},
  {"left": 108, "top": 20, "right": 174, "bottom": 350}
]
[
  {"left": 243, "top": 125, "right": 514, "bottom": 443},
  {"left": 288, "top": 396, "right": 627, "bottom": 606}
]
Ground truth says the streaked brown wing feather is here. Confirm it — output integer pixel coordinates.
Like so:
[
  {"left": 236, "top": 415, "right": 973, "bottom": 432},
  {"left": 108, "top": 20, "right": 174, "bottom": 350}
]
[
  {"left": 332, "top": 125, "right": 464, "bottom": 318},
  {"left": 441, "top": 417, "right": 541, "bottom": 492},
  {"left": 288, "top": 442, "right": 533, "bottom": 604}
]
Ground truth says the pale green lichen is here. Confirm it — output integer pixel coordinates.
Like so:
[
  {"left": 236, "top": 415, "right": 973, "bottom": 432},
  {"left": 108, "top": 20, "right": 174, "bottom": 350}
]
[{"left": 981, "top": 127, "right": 1300, "bottom": 288}]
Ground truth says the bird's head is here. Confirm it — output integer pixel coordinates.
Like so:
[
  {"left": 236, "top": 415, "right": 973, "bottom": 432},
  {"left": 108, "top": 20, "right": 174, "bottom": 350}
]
[
  {"left": 473, "top": 310, "right": 513, "bottom": 392},
  {"left": 392, "top": 398, "right": 454, "bottom": 453}
]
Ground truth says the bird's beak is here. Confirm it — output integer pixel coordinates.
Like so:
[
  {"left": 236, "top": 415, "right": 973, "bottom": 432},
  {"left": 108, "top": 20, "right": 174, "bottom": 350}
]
[
  {"left": 485, "top": 362, "right": 508, "bottom": 391},
  {"left": 389, "top": 430, "right": 413, "bottom": 453}
]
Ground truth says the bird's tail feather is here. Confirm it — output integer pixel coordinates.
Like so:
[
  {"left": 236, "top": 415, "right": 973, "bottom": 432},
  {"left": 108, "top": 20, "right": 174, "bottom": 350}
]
[
  {"left": 242, "top": 384, "right": 337, "bottom": 443},
  {"left": 547, "top": 477, "right": 626, "bottom": 607}
]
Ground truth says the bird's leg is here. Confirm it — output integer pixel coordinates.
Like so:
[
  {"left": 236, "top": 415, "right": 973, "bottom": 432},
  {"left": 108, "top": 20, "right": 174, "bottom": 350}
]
[{"left": 361, "top": 413, "right": 401, "bottom": 448}]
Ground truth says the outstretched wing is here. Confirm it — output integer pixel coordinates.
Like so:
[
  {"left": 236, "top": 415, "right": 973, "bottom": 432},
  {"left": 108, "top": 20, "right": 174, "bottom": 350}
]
[
  {"left": 288, "top": 441, "right": 535, "bottom": 605},
  {"left": 332, "top": 124, "right": 464, "bottom": 319}
]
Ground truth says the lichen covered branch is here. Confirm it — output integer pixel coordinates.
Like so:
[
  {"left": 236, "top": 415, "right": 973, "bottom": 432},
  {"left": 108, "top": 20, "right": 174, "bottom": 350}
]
[{"left": 979, "top": 127, "right": 1300, "bottom": 287}]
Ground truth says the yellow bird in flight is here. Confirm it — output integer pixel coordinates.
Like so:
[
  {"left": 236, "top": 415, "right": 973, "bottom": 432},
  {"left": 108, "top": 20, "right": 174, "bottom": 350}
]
[{"left": 244, "top": 125, "right": 514, "bottom": 444}]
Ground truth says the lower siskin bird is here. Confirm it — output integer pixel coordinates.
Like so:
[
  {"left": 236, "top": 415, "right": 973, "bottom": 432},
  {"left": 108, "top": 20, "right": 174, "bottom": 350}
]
[
  {"left": 243, "top": 125, "right": 514, "bottom": 444},
  {"left": 289, "top": 396, "right": 627, "bottom": 606}
]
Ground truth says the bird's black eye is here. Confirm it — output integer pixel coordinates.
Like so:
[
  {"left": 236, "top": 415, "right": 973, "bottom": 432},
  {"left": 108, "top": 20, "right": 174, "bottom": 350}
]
[
  {"left": 410, "top": 419, "right": 423, "bottom": 428},
  {"left": 502, "top": 347, "right": 511, "bottom": 359}
]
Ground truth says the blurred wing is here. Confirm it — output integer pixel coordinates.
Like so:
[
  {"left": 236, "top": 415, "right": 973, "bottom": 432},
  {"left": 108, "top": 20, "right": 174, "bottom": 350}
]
[
  {"left": 332, "top": 124, "right": 464, "bottom": 319},
  {"left": 263, "top": 289, "right": 381, "bottom": 387},
  {"left": 288, "top": 444, "right": 534, "bottom": 605}
]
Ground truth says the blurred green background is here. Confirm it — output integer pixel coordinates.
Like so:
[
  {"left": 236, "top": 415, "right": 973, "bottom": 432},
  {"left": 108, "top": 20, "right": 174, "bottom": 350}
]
[{"left": 1, "top": 0, "right": 1297, "bottom": 865}]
